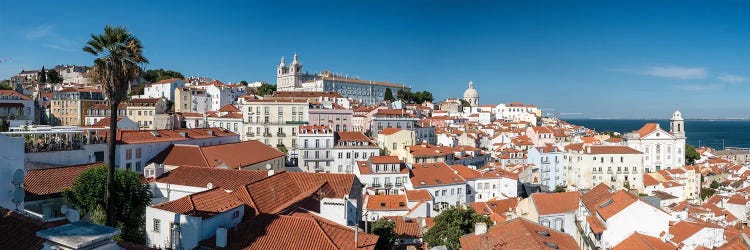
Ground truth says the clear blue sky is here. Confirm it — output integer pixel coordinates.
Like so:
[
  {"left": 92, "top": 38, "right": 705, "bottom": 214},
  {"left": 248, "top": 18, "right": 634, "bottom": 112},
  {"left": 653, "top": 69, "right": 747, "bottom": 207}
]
[{"left": 1, "top": 1, "right": 749, "bottom": 119}]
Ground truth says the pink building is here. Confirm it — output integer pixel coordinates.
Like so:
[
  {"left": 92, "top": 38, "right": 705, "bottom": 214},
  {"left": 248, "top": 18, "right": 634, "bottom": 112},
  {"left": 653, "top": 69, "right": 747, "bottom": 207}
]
[
  {"left": 526, "top": 126, "right": 556, "bottom": 147},
  {"left": 308, "top": 103, "right": 354, "bottom": 132}
]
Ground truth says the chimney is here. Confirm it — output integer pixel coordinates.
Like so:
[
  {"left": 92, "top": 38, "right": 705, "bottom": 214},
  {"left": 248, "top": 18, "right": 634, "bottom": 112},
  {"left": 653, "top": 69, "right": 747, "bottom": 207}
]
[
  {"left": 216, "top": 227, "right": 228, "bottom": 248},
  {"left": 474, "top": 222, "right": 487, "bottom": 235}
]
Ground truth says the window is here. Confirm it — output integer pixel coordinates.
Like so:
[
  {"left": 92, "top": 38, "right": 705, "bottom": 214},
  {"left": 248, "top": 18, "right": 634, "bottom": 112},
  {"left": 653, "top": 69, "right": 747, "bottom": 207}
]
[
  {"left": 135, "top": 148, "right": 141, "bottom": 158},
  {"left": 153, "top": 219, "right": 161, "bottom": 233},
  {"left": 125, "top": 149, "right": 132, "bottom": 160},
  {"left": 232, "top": 210, "right": 240, "bottom": 219}
]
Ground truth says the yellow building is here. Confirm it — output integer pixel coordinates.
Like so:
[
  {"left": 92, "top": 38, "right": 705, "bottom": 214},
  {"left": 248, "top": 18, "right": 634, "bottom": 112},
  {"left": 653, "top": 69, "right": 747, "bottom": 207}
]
[
  {"left": 127, "top": 98, "right": 168, "bottom": 130},
  {"left": 50, "top": 87, "right": 105, "bottom": 126},
  {"left": 376, "top": 127, "right": 415, "bottom": 155}
]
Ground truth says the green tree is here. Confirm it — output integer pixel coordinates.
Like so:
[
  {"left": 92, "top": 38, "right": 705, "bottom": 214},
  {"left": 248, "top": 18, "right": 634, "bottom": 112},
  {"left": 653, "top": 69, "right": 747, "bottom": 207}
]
[
  {"left": 384, "top": 88, "right": 395, "bottom": 102},
  {"left": 84, "top": 25, "right": 148, "bottom": 227},
  {"left": 396, "top": 89, "right": 409, "bottom": 101},
  {"left": 143, "top": 69, "right": 184, "bottom": 82},
  {"left": 459, "top": 99, "right": 470, "bottom": 109},
  {"left": 254, "top": 83, "right": 276, "bottom": 96},
  {"left": 700, "top": 187, "right": 716, "bottom": 201},
  {"left": 423, "top": 206, "right": 493, "bottom": 249},
  {"left": 39, "top": 66, "right": 47, "bottom": 83},
  {"left": 64, "top": 166, "right": 152, "bottom": 243},
  {"left": 685, "top": 143, "right": 700, "bottom": 165},
  {"left": 0, "top": 82, "right": 12, "bottom": 90},
  {"left": 240, "top": 80, "right": 249, "bottom": 86},
  {"left": 710, "top": 180, "right": 719, "bottom": 189},
  {"left": 371, "top": 218, "right": 396, "bottom": 250},
  {"left": 553, "top": 185, "right": 566, "bottom": 192},
  {"left": 46, "top": 69, "right": 64, "bottom": 83},
  {"left": 277, "top": 144, "right": 288, "bottom": 154}
]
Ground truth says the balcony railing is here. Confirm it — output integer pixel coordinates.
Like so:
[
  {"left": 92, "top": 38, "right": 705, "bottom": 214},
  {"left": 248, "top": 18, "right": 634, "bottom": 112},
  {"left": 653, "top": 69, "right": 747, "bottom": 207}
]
[
  {"left": 372, "top": 183, "right": 382, "bottom": 188},
  {"left": 277, "top": 132, "right": 286, "bottom": 137},
  {"left": 263, "top": 132, "right": 272, "bottom": 137},
  {"left": 246, "top": 132, "right": 255, "bottom": 137}
]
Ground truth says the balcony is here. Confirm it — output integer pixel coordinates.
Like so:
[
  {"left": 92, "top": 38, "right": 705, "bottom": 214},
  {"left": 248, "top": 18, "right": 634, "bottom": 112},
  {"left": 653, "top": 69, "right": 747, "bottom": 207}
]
[
  {"left": 385, "top": 183, "right": 394, "bottom": 188},
  {"left": 263, "top": 132, "right": 272, "bottom": 137},
  {"left": 246, "top": 132, "right": 255, "bottom": 137},
  {"left": 372, "top": 183, "right": 382, "bottom": 188},
  {"left": 277, "top": 132, "right": 286, "bottom": 137},
  {"left": 396, "top": 182, "right": 403, "bottom": 187}
]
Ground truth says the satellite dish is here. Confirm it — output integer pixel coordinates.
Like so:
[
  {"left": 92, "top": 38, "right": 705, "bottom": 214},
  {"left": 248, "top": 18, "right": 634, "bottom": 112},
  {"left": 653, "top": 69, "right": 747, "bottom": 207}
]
[
  {"left": 12, "top": 169, "right": 24, "bottom": 187},
  {"left": 207, "top": 182, "right": 213, "bottom": 189},
  {"left": 12, "top": 188, "right": 24, "bottom": 204},
  {"left": 265, "top": 164, "right": 272, "bottom": 170}
]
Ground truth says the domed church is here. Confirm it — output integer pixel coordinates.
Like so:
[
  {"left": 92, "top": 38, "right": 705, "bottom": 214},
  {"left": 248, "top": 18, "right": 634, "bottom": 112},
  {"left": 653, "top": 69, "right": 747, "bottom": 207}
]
[{"left": 463, "top": 81, "right": 479, "bottom": 107}]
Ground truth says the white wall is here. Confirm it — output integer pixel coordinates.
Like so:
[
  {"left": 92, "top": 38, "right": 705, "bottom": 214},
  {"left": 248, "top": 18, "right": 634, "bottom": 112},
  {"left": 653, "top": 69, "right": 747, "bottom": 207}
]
[
  {"left": 145, "top": 205, "right": 243, "bottom": 250},
  {"left": 0, "top": 134, "right": 24, "bottom": 211},
  {"left": 682, "top": 227, "right": 725, "bottom": 249},
  {"left": 601, "top": 201, "right": 670, "bottom": 248}
]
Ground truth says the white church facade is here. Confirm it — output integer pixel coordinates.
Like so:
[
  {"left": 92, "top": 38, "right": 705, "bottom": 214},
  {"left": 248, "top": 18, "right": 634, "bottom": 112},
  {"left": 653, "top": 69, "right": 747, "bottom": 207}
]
[
  {"left": 624, "top": 110, "right": 687, "bottom": 172},
  {"left": 276, "top": 54, "right": 411, "bottom": 104}
]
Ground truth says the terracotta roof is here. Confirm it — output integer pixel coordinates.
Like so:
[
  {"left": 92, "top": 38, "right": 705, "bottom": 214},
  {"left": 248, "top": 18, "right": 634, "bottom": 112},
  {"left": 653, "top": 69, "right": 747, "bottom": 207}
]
[
  {"left": 199, "top": 213, "right": 377, "bottom": 250},
  {"left": 335, "top": 131, "right": 372, "bottom": 142},
  {"left": 587, "top": 215, "right": 607, "bottom": 234},
  {"left": 271, "top": 91, "right": 343, "bottom": 98},
  {"left": 669, "top": 221, "right": 710, "bottom": 244},
  {"left": 24, "top": 162, "right": 103, "bottom": 200},
  {"left": 154, "top": 166, "right": 268, "bottom": 190},
  {"left": 236, "top": 171, "right": 357, "bottom": 215},
  {"left": 91, "top": 117, "right": 124, "bottom": 127},
  {"left": 149, "top": 141, "right": 285, "bottom": 169},
  {"left": 365, "top": 156, "right": 397, "bottom": 165},
  {"left": 385, "top": 216, "right": 422, "bottom": 238},
  {"left": 129, "top": 98, "right": 160, "bottom": 105},
  {"left": 218, "top": 104, "right": 240, "bottom": 112},
  {"left": 613, "top": 232, "right": 676, "bottom": 250},
  {"left": 365, "top": 195, "right": 409, "bottom": 211},
  {"left": 581, "top": 183, "right": 612, "bottom": 212},
  {"left": 459, "top": 218, "right": 579, "bottom": 250},
  {"left": 595, "top": 190, "right": 638, "bottom": 220},
  {"left": 410, "top": 162, "right": 464, "bottom": 187},
  {"left": 0, "top": 208, "right": 68, "bottom": 250},
  {"left": 378, "top": 127, "right": 403, "bottom": 136},
  {"left": 471, "top": 199, "right": 518, "bottom": 218},
  {"left": 644, "top": 174, "right": 661, "bottom": 186},
  {"left": 152, "top": 188, "right": 244, "bottom": 218},
  {"left": 0, "top": 90, "right": 32, "bottom": 100},
  {"left": 717, "top": 235, "right": 750, "bottom": 250},
  {"left": 586, "top": 146, "right": 642, "bottom": 154},
  {"left": 636, "top": 123, "right": 665, "bottom": 138},
  {"left": 532, "top": 192, "right": 581, "bottom": 215},
  {"left": 405, "top": 189, "right": 432, "bottom": 202}
]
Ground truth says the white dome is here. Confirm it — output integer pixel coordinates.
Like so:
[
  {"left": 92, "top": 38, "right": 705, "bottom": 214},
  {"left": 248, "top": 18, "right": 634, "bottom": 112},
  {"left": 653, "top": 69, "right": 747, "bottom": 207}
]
[{"left": 463, "top": 81, "right": 478, "bottom": 99}]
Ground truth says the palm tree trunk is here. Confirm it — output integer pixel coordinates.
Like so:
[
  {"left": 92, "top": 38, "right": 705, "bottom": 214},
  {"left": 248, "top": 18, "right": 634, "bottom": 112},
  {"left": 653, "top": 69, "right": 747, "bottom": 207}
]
[{"left": 105, "top": 101, "right": 118, "bottom": 226}]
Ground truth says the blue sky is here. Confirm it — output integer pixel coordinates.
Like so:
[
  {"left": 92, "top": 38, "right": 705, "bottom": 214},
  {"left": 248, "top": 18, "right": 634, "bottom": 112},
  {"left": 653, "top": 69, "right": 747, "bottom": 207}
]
[{"left": 1, "top": 1, "right": 749, "bottom": 119}]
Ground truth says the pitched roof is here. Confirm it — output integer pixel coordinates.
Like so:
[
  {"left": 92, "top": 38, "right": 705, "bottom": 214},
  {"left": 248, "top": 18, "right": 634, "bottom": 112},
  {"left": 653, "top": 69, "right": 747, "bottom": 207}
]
[
  {"left": 595, "top": 190, "right": 638, "bottom": 220},
  {"left": 199, "top": 213, "right": 377, "bottom": 250},
  {"left": 613, "top": 232, "right": 677, "bottom": 250},
  {"left": 385, "top": 216, "right": 422, "bottom": 238},
  {"left": 669, "top": 221, "right": 713, "bottom": 244},
  {"left": 369, "top": 156, "right": 400, "bottom": 164},
  {"left": 218, "top": 104, "right": 240, "bottom": 112},
  {"left": 335, "top": 131, "right": 372, "bottom": 142},
  {"left": 532, "top": 192, "right": 581, "bottom": 215},
  {"left": 405, "top": 189, "right": 432, "bottom": 202},
  {"left": 151, "top": 188, "right": 244, "bottom": 218},
  {"left": 154, "top": 166, "right": 268, "bottom": 190},
  {"left": 0, "top": 90, "right": 32, "bottom": 100},
  {"left": 378, "top": 127, "right": 403, "bottom": 136},
  {"left": 409, "top": 162, "right": 464, "bottom": 187},
  {"left": 24, "top": 162, "right": 103, "bottom": 200},
  {"left": 149, "top": 141, "right": 285, "bottom": 169},
  {"left": 459, "top": 218, "right": 579, "bottom": 250},
  {"left": 644, "top": 174, "right": 661, "bottom": 186},
  {"left": 0, "top": 208, "right": 68, "bottom": 250},
  {"left": 365, "top": 195, "right": 409, "bottom": 211},
  {"left": 112, "top": 128, "right": 237, "bottom": 144},
  {"left": 580, "top": 183, "right": 613, "bottom": 212}
]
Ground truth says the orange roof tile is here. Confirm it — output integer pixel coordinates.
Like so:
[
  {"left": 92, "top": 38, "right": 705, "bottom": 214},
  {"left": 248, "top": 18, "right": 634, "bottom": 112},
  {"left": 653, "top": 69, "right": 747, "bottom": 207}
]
[
  {"left": 0, "top": 208, "right": 68, "bottom": 250},
  {"left": 24, "top": 162, "right": 103, "bottom": 200},
  {"left": 385, "top": 216, "right": 422, "bottom": 238},
  {"left": 378, "top": 127, "right": 403, "bottom": 136},
  {"left": 152, "top": 188, "right": 244, "bottom": 218},
  {"left": 596, "top": 190, "right": 638, "bottom": 220},
  {"left": 587, "top": 215, "right": 607, "bottom": 234},
  {"left": 218, "top": 104, "right": 240, "bottom": 112},
  {"left": 365, "top": 195, "right": 409, "bottom": 211},
  {"left": 459, "top": 218, "right": 579, "bottom": 250},
  {"left": 154, "top": 166, "right": 268, "bottom": 190},
  {"left": 644, "top": 174, "right": 661, "bottom": 186},
  {"left": 670, "top": 221, "right": 710, "bottom": 244},
  {"left": 406, "top": 189, "right": 433, "bottom": 202},
  {"left": 369, "top": 156, "right": 400, "bottom": 164},
  {"left": 149, "top": 141, "right": 285, "bottom": 169},
  {"left": 532, "top": 192, "right": 581, "bottom": 215},
  {"left": 613, "top": 232, "right": 676, "bottom": 250},
  {"left": 409, "top": 162, "right": 464, "bottom": 187}
]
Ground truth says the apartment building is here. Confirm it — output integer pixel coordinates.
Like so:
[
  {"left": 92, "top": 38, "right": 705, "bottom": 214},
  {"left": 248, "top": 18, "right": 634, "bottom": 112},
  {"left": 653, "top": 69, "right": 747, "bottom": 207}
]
[{"left": 49, "top": 87, "right": 104, "bottom": 126}]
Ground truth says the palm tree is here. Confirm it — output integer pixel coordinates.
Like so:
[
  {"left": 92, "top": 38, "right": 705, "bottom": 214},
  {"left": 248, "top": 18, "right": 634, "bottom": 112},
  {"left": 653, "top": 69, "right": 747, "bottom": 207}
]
[{"left": 83, "top": 25, "right": 148, "bottom": 226}]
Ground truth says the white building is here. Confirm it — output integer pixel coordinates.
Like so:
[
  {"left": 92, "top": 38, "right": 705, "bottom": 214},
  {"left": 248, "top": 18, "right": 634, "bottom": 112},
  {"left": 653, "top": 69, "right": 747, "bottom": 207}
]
[
  {"left": 452, "top": 165, "right": 518, "bottom": 202},
  {"left": 191, "top": 81, "right": 247, "bottom": 112},
  {"left": 143, "top": 78, "right": 185, "bottom": 101},
  {"left": 355, "top": 156, "right": 410, "bottom": 195},
  {"left": 296, "top": 125, "right": 334, "bottom": 172},
  {"left": 276, "top": 54, "right": 411, "bottom": 105},
  {"left": 527, "top": 145, "right": 566, "bottom": 191},
  {"left": 146, "top": 188, "right": 245, "bottom": 250},
  {"left": 0, "top": 134, "right": 24, "bottom": 211},
  {"left": 624, "top": 109, "right": 686, "bottom": 172},
  {"left": 494, "top": 102, "right": 540, "bottom": 124},
  {"left": 564, "top": 145, "right": 645, "bottom": 192},
  {"left": 0, "top": 90, "right": 35, "bottom": 127},
  {"left": 331, "top": 131, "right": 380, "bottom": 174},
  {"left": 407, "top": 162, "right": 467, "bottom": 214},
  {"left": 462, "top": 81, "right": 479, "bottom": 107},
  {"left": 239, "top": 98, "right": 309, "bottom": 155}
]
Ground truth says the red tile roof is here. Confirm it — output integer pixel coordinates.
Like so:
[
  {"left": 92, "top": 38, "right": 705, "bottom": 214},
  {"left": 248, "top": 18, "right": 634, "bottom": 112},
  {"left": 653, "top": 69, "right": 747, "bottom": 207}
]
[
  {"left": 410, "top": 162, "right": 464, "bottom": 187},
  {"left": 669, "top": 221, "right": 711, "bottom": 244},
  {"left": 24, "top": 162, "right": 103, "bottom": 200},
  {"left": 532, "top": 192, "right": 581, "bottom": 215},
  {"left": 111, "top": 128, "right": 237, "bottom": 144},
  {"left": 405, "top": 189, "right": 432, "bottom": 202},
  {"left": 369, "top": 156, "right": 400, "bottom": 164},
  {"left": 596, "top": 190, "right": 638, "bottom": 220},
  {"left": 0, "top": 90, "right": 32, "bottom": 100},
  {"left": 0, "top": 208, "right": 68, "bottom": 250},
  {"left": 365, "top": 195, "right": 409, "bottom": 211},
  {"left": 644, "top": 174, "right": 661, "bottom": 186},
  {"left": 385, "top": 216, "right": 422, "bottom": 238},
  {"left": 581, "top": 183, "right": 613, "bottom": 212},
  {"left": 335, "top": 131, "right": 372, "bottom": 142},
  {"left": 459, "top": 218, "right": 579, "bottom": 250},
  {"left": 218, "top": 104, "right": 240, "bottom": 112},
  {"left": 613, "top": 232, "right": 676, "bottom": 250},
  {"left": 152, "top": 188, "right": 244, "bottom": 218},
  {"left": 378, "top": 127, "right": 403, "bottom": 136},
  {"left": 587, "top": 215, "right": 607, "bottom": 234},
  {"left": 149, "top": 141, "right": 285, "bottom": 169},
  {"left": 199, "top": 213, "right": 378, "bottom": 250},
  {"left": 154, "top": 166, "right": 268, "bottom": 190}
]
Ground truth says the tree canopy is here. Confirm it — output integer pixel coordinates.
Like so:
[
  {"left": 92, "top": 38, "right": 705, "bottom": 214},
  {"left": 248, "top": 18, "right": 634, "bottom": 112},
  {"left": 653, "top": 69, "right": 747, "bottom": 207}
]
[
  {"left": 396, "top": 89, "right": 434, "bottom": 104},
  {"left": 371, "top": 218, "right": 396, "bottom": 250},
  {"left": 423, "top": 206, "right": 493, "bottom": 249},
  {"left": 384, "top": 88, "right": 395, "bottom": 102},
  {"left": 46, "top": 69, "right": 64, "bottom": 83},
  {"left": 685, "top": 143, "right": 700, "bottom": 164},
  {"left": 253, "top": 83, "right": 276, "bottom": 96},
  {"left": 143, "top": 69, "right": 184, "bottom": 83},
  {"left": 64, "top": 165, "right": 152, "bottom": 243}
]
